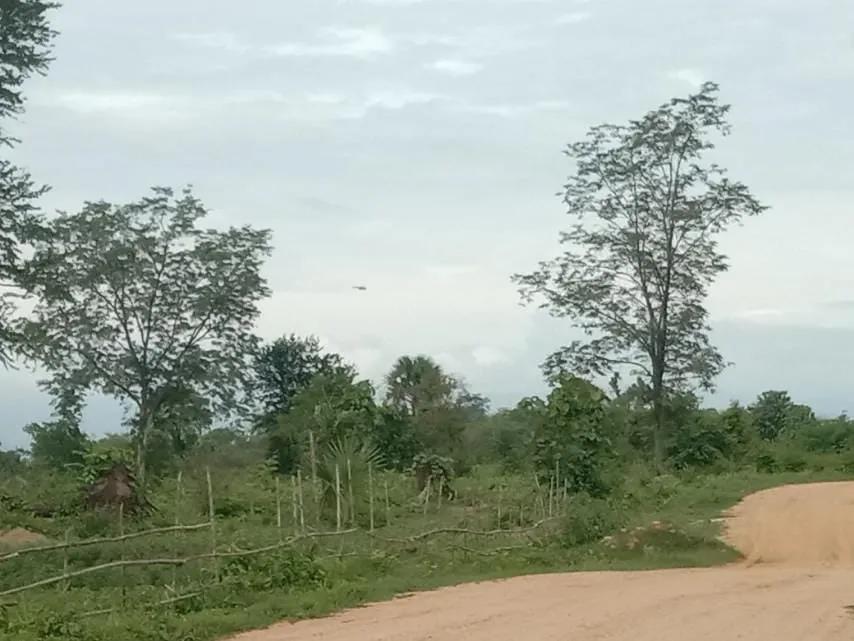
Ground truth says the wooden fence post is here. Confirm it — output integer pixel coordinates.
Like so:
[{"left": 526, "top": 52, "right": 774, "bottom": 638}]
[
  {"left": 275, "top": 476, "right": 283, "bottom": 542},
  {"left": 548, "top": 476, "right": 554, "bottom": 518},
  {"left": 297, "top": 469, "right": 305, "bottom": 534},
  {"left": 384, "top": 479, "right": 391, "bottom": 526},
  {"left": 62, "top": 528, "right": 71, "bottom": 592},
  {"left": 368, "top": 463, "right": 375, "bottom": 533},
  {"left": 206, "top": 468, "right": 219, "bottom": 582},
  {"left": 335, "top": 464, "right": 342, "bottom": 532},
  {"left": 533, "top": 473, "right": 547, "bottom": 520},
  {"left": 423, "top": 477, "right": 431, "bottom": 516},
  {"left": 309, "top": 430, "right": 319, "bottom": 525},
  {"left": 119, "top": 503, "right": 126, "bottom": 608},
  {"left": 172, "top": 471, "right": 182, "bottom": 592},
  {"left": 346, "top": 459, "right": 355, "bottom": 526}
]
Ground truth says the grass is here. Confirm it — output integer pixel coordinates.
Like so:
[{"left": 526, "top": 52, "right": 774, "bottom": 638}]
[{"left": 0, "top": 466, "right": 849, "bottom": 640}]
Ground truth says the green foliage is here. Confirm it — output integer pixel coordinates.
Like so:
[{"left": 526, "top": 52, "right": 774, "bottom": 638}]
[
  {"left": 535, "top": 376, "right": 611, "bottom": 496},
  {"left": 367, "top": 408, "right": 419, "bottom": 472},
  {"left": 0, "top": 0, "right": 57, "bottom": 366},
  {"left": 221, "top": 549, "right": 327, "bottom": 592},
  {"left": 316, "top": 438, "right": 383, "bottom": 524},
  {"left": 254, "top": 334, "right": 354, "bottom": 416},
  {"left": 749, "top": 390, "right": 813, "bottom": 441},
  {"left": 383, "top": 356, "right": 489, "bottom": 466},
  {"left": 514, "top": 83, "right": 766, "bottom": 467},
  {"left": 24, "top": 419, "right": 90, "bottom": 468},
  {"left": 560, "top": 494, "right": 625, "bottom": 547},
  {"left": 18, "top": 187, "right": 272, "bottom": 482},
  {"left": 0, "top": 446, "right": 26, "bottom": 475},
  {"left": 411, "top": 453, "right": 455, "bottom": 493},
  {"left": 384, "top": 355, "right": 454, "bottom": 417},
  {"left": 668, "top": 408, "right": 747, "bottom": 470},
  {"left": 74, "top": 442, "right": 135, "bottom": 486},
  {"left": 268, "top": 371, "right": 378, "bottom": 474},
  {"left": 796, "top": 415, "right": 854, "bottom": 454}
]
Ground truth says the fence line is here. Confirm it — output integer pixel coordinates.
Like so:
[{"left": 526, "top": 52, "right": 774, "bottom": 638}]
[
  {"left": 0, "top": 528, "right": 358, "bottom": 598},
  {"left": 0, "top": 465, "right": 563, "bottom": 620},
  {"left": 0, "top": 517, "right": 549, "bottom": 601},
  {"left": 0, "top": 522, "right": 213, "bottom": 562}
]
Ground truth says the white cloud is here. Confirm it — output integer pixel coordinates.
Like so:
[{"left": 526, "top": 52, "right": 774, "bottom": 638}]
[
  {"left": 363, "top": 90, "right": 446, "bottom": 110},
  {"left": 176, "top": 27, "right": 393, "bottom": 59},
  {"left": 307, "top": 93, "right": 347, "bottom": 105},
  {"left": 268, "top": 27, "right": 393, "bottom": 58},
  {"left": 46, "top": 91, "right": 195, "bottom": 126},
  {"left": 174, "top": 32, "right": 248, "bottom": 53},
  {"left": 426, "top": 59, "right": 484, "bottom": 76},
  {"left": 54, "top": 91, "right": 169, "bottom": 113},
  {"left": 667, "top": 68, "right": 705, "bottom": 88},
  {"left": 556, "top": 11, "right": 592, "bottom": 25},
  {"left": 458, "top": 99, "right": 570, "bottom": 118},
  {"left": 472, "top": 346, "right": 511, "bottom": 367}
]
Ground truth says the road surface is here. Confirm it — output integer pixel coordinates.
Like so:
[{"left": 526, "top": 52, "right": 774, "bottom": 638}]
[{"left": 228, "top": 481, "right": 854, "bottom": 641}]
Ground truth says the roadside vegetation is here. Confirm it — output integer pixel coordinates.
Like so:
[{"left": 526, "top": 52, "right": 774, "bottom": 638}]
[{"left": 1, "top": 3, "right": 851, "bottom": 640}]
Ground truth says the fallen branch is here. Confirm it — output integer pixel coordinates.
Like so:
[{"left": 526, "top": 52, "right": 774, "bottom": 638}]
[
  {"left": 0, "top": 528, "right": 358, "bottom": 598},
  {"left": 370, "top": 519, "right": 551, "bottom": 544},
  {"left": 0, "top": 522, "right": 213, "bottom": 562},
  {"left": 79, "top": 591, "right": 201, "bottom": 619},
  {"left": 446, "top": 543, "right": 531, "bottom": 557}
]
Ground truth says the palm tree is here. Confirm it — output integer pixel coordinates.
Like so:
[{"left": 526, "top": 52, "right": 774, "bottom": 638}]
[{"left": 384, "top": 355, "right": 453, "bottom": 417}]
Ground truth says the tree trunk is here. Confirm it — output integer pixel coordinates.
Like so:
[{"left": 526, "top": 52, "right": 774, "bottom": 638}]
[
  {"left": 652, "top": 395, "right": 665, "bottom": 472},
  {"left": 136, "top": 409, "right": 153, "bottom": 487},
  {"left": 651, "top": 365, "right": 666, "bottom": 472}
]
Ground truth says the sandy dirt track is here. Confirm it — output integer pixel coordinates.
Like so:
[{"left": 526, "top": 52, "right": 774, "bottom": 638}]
[{"left": 228, "top": 482, "right": 854, "bottom": 641}]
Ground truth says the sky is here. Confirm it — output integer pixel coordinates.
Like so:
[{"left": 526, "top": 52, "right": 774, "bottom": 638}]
[{"left": 2, "top": 0, "right": 853, "bottom": 447}]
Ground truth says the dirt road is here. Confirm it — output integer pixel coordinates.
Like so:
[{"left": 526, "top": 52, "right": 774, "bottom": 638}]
[{"left": 229, "top": 481, "right": 854, "bottom": 641}]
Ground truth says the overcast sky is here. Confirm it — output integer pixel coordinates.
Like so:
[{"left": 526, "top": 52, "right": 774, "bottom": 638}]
[{"left": 2, "top": 0, "right": 853, "bottom": 447}]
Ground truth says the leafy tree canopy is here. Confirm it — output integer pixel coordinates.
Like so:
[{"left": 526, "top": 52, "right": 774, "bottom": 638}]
[
  {"left": 0, "top": 0, "right": 58, "bottom": 365},
  {"left": 18, "top": 186, "right": 272, "bottom": 481},
  {"left": 514, "top": 82, "right": 766, "bottom": 466},
  {"left": 254, "top": 334, "right": 354, "bottom": 418}
]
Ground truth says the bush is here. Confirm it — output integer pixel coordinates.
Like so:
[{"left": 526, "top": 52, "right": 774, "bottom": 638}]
[
  {"left": 778, "top": 450, "right": 807, "bottom": 472},
  {"left": 560, "top": 494, "right": 625, "bottom": 547},
  {"left": 221, "top": 549, "right": 327, "bottom": 592},
  {"left": 796, "top": 418, "right": 854, "bottom": 454},
  {"left": 535, "top": 377, "right": 612, "bottom": 497}
]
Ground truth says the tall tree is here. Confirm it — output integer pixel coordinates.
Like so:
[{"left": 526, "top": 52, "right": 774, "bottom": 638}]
[
  {"left": 514, "top": 83, "right": 766, "bottom": 467},
  {"left": 749, "top": 390, "right": 812, "bottom": 441},
  {"left": 18, "top": 187, "right": 272, "bottom": 482},
  {"left": 384, "top": 355, "right": 489, "bottom": 461},
  {"left": 0, "top": 0, "right": 57, "bottom": 365},
  {"left": 385, "top": 355, "right": 454, "bottom": 417},
  {"left": 254, "top": 334, "right": 354, "bottom": 417},
  {"left": 269, "top": 370, "right": 377, "bottom": 474}
]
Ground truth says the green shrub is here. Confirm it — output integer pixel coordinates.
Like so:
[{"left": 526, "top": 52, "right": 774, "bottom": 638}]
[
  {"left": 560, "top": 494, "right": 625, "bottom": 547},
  {"left": 797, "top": 419, "right": 854, "bottom": 454},
  {"left": 778, "top": 450, "right": 807, "bottom": 472},
  {"left": 535, "top": 377, "right": 612, "bottom": 497},
  {"left": 221, "top": 549, "right": 327, "bottom": 592}
]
